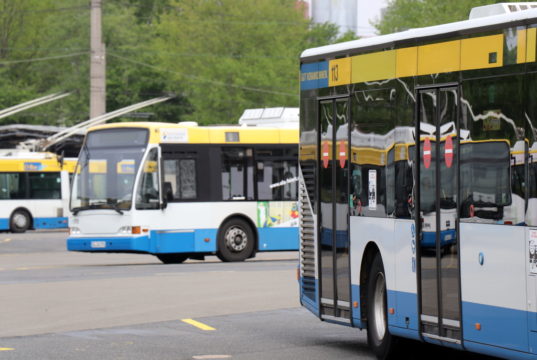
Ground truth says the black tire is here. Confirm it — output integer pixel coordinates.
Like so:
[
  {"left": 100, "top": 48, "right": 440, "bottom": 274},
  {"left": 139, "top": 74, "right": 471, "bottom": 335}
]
[
  {"left": 216, "top": 218, "right": 255, "bottom": 262},
  {"left": 367, "top": 253, "right": 395, "bottom": 360},
  {"left": 10, "top": 210, "right": 31, "bottom": 233},
  {"left": 156, "top": 253, "right": 188, "bottom": 264}
]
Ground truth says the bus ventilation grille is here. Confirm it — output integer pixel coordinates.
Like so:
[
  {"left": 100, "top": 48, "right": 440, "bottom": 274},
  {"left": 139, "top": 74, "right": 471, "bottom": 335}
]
[{"left": 299, "top": 165, "right": 315, "bottom": 284}]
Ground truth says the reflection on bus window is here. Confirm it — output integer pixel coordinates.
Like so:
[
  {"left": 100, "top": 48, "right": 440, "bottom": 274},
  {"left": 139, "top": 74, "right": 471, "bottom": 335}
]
[
  {"left": 460, "top": 141, "right": 511, "bottom": 221},
  {"left": 163, "top": 158, "right": 197, "bottom": 201},
  {"left": 256, "top": 148, "right": 298, "bottom": 201},
  {"left": 71, "top": 128, "right": 148, "bottom": 212},
  {"left": 221, "top": 148, "right": 253, "bottom": 201},
  {"left": 0, "top": 172, "right": 61, "bottom": 200}
]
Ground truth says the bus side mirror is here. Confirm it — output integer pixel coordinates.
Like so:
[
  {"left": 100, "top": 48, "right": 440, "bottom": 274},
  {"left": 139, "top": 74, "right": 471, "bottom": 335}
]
[
  {"left": 161, "top": 197, "right": 168, "bottom": 210},
  {"left": 161, "top": 181, "right": 173, "bottom": 209}
]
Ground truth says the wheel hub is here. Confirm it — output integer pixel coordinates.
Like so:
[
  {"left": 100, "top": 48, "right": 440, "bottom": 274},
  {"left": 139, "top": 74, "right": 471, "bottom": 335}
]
[
  {"left": 225, "top": 226, "right": 247, "bottom": 252},
  {"left": 13, "top": 213, "right": 28, "bottom": 228},
  {"left": 373, "top": 272, "right": 387, "bottom": 340}
]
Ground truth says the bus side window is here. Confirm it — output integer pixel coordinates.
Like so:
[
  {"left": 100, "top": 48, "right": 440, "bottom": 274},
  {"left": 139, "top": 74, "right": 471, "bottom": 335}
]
[
  {"left": 135, "top": 148, "right": 160, "bottom": 210},
  {"left": 163, "top": 158, "right": 197, "bottom": 201}
]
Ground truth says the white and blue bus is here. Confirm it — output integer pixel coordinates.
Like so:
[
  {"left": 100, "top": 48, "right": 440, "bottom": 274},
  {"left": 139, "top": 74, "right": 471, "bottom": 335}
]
[
  {"left": 67, "top": 121, "right": 299, "bottom": 263},
  {"left": 0, "top": 151, "right": 75, "bottom": 232},
  {"left": 298, "top": 3, "right": 537, "bottom": 359}
]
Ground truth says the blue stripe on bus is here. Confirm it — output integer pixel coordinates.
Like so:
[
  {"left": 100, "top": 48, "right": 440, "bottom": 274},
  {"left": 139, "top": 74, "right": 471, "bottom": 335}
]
[
  {"left": 300, "top": 61, "right": 328, "bottom": 90},
  {"left": 300, "top": 277, "right": 319, "bottom": 316},
  {"left": 34, "top": 217, "right": 68, "bottom": 229},
  {"left": 463, "top": 301, "right": 530, "bottom": 353},
  {"left": 149, "top": 229, "right": 218, "bottom": 253},
  {"left": 301, "top": 285, "right": 537, "bottom": 358},
  {"left": 0, "top": 218, "right": 8, "bottom": 230},
  {"left": 258, "top": 227, "right": 299, "bottom": 250},
  {"left": 67, "top": 236, "right": 151, "bottom": 252},
  {"left": 68, "top": 226, "right": 298, "bottom": 253}
]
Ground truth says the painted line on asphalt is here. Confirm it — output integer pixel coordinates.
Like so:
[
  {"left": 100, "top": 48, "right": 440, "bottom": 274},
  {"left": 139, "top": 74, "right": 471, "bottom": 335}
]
[
  {"left": 181, "top": 318, "right": 216, "bottom": 331},
  {"left": 0, "top": 348, "right": 14, "bottom": 351},
  {"left": 192, "top": 355, "right": 231, "bottom": 359},
  {"left": 0, "top": 238, "right": 11, "bottom": 244}
]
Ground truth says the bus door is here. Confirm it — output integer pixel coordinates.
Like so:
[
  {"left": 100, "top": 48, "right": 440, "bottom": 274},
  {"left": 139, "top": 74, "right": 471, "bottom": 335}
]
[
  {"left": 318, "top": 98, "right": 351, "bottom": 322},
  {"left": 417, "top": 86, "right": 461, "bottom": 343}
]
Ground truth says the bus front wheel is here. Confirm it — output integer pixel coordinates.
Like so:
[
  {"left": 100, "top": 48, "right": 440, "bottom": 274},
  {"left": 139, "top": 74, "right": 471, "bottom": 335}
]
[
  {"left": 156, "top": 253, "right": 188, "bottom": 264},
  {"left": 366, "top": 253, "right": 395, "bottom": 360},
  {"left": 217, "top": 218, "right": 254, "bottom": 262},
  {"left": 10, "top": 210, "right": 31, "bottom": 233}
]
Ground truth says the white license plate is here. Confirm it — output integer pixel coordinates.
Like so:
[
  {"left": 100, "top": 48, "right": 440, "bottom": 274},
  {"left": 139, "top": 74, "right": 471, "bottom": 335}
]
[{"left": 91, "top": 241, "right": 106, "bottom": 248}]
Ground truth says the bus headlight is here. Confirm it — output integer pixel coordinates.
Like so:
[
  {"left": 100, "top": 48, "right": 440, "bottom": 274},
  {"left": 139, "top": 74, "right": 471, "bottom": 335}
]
[
  {"left": 118, "top": 226, "right": 132, "bottom": 234},
  {"left": 70, "top": 227, "right": 81, "bottom": 235}
]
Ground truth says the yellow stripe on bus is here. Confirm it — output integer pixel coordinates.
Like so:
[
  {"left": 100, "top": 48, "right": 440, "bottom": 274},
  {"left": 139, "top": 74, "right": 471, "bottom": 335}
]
[
  {"left": 352, "top": 50, "right": 396, "bottom": 83},
  {"left": 528, "top": 27, "right": 537, "bottom": 63}
]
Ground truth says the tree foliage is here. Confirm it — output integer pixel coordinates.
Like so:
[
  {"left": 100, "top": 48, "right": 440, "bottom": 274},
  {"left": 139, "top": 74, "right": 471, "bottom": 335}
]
[
  {"left": 0, "top": 0, "right": 356, "bottom": 127},
  {"left": 375, "top": 0, "right": 520, "bottom": 35}
]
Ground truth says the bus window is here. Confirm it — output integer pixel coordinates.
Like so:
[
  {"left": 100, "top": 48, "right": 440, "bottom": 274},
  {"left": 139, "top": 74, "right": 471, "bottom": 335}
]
[
  {"left": 28, "top": 172, "right": 61, "bottom": 199},
  {"left": 162, "top": 158, "right": 197, "bottom": 201},
  {"left": 221, "top": 148, "right": 253, "bottom": 201},
  {"left": 0, "top": 173, "right": 25, "bottom": 199},
  {"left": 255, "top": 148, "right": 298, "bottom": 201},
  {"left": 136, "top": 148, "right": 160, "bottom": 210}
]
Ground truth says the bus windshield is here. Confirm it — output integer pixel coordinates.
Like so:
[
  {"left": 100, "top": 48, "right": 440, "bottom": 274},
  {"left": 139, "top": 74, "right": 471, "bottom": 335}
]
[{"left": 70, "top": 128, "right": 149, "bottom": 213}]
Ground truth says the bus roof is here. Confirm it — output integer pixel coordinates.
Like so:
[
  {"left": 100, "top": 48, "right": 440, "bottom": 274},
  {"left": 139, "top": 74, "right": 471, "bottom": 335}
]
[
  {"left": 87, "top": 121, "right": 298, "bottom": 145},
  {"left": 301, "top": 8, "right": 537, "bottom": 61}
]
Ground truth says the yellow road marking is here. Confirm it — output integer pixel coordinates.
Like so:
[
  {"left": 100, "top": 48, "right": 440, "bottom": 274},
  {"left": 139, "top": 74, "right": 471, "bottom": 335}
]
[
  {"left": 0, "top": 348, "right": 14, "bottom": 351},
  {"left": 181, "top": 318, "right": 216, "bottom": 331},
  {"left": 0, "top": 238, "right": 11, "bottom": 244}
]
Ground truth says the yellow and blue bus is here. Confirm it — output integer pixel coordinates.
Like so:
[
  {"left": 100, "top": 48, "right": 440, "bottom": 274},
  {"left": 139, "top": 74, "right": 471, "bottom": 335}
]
[
  {"left": 298, "top": 3, "right": 537, "bottom": 360},
  {"left": 0, "top": 151, "right": 75, "bottom": 232},
  {"left": 67, "top": 121, "right": 299, "bottom": 263}
]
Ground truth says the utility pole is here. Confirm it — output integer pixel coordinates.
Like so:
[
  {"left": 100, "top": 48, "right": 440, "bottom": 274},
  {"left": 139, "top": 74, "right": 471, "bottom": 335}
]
[{"left": 90, "top": 0, "right": 106, "bottom": 118}]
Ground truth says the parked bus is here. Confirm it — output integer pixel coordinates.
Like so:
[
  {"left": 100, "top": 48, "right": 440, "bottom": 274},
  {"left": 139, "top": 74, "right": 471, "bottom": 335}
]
[
  {"left": 298, "top": 3, "right": 537, "bottom": 359},
  {"left": 67, "top": 121, "right": 299, "bottom": 263},
  {"left": 0, "top": 151, "right": 75, "bottom": 232}
]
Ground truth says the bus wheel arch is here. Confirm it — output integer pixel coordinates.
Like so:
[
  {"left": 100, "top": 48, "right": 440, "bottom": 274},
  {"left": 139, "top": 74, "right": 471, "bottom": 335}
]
[
  {"left": 361, "top": 245, "right": 396, "bottom": 359},
  {"left": 216, "top": 214, "right": 257, "bottom": 262},
  {"left": 9, "top": 208, "right": 33, "bottom": 233}
]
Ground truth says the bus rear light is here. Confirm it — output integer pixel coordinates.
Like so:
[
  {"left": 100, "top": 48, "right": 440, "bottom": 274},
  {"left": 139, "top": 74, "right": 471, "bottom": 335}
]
[
  {"left": 296, "top": 267, "right": 300, "bottom": 281},
  {"left": 132, "top": 226, "right": 141, "bottom": 234},
  {"left": 142, "top": 228, "right": 149, "bottom": 233},
  {"left": 389, "top": 308, "right": 395, "bottom": 315},
  {"left": 204, "top": 238, "right": 210, "bottom": 242},
  {"left": 475, "top": 323, "right": 481, "bottom": 331},
  {"left": 353, "top": 301, "right": 359, "bottom": 308}
]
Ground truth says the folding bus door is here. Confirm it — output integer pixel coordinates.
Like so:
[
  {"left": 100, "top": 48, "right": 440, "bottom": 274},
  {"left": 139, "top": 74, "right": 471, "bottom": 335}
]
[
  {"left": 417, "top": 86, "right": 462, "bottom": 343},
  {"left": 318, "top": 98, "right": 351, "bottom": 323}
]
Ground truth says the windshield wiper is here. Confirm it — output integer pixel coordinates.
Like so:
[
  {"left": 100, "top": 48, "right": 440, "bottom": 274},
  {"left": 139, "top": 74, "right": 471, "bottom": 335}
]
[
  {"left": 72, "top": 204, "right": 107, "bottom": 215},
  {"left": 71, "top": 202, "right": 124, "bottom": 215},
  {"left": 110, "top": 202, "right": 124, "bottom": 215}
]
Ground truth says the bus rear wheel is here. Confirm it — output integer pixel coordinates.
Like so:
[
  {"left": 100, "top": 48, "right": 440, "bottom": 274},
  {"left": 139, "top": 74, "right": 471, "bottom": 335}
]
[
  {"left": 217, "top": 218, "right": 254, "bottom": 262},
  {"left": 10, "top": 210, "right": 31, "bottom": 233},
  {"left": 367, "top": 253, "right": 395, "bottom": 360},
  {"left": 156, "top": 253, "right": 188, "bottom": 264}
]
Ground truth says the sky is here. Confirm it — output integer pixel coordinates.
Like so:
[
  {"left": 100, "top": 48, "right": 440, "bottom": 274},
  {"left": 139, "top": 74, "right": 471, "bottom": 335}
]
[{"left": 357, "top": 0, "right": 388, "bottom": 37}]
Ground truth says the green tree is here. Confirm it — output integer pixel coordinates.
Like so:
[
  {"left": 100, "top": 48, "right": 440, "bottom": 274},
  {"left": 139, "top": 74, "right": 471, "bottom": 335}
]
[
  {"left": 104, "top": 1, "right": 191, "bottom": 123},
  {"left": 153, "top": 0, "right": 357, "bottom": 125},
  {"left": 375, "top": 0, "right": 520, "bottom": 35}
]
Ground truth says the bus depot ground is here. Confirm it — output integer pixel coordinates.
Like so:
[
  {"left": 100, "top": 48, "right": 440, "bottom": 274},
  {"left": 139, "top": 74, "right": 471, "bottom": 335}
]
[{"left": 0, "top": 230, "right": 493, "bottom": 360}]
